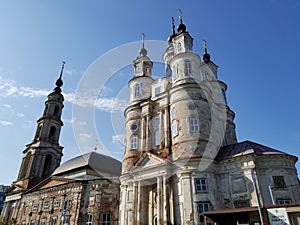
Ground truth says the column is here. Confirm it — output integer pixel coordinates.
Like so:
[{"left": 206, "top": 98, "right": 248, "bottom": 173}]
[
  {"left": 132, "top": 182, "right": 137, "bottom": 225},
  {"left": 141, "top": 117, "right": 145, "bottom": 150},
  {"left": 163, "top": 176, "right": 169, "bottom": 224},
  {"left": 145, "top": 115, "right": 150, "bottom": 151},
  {"left": 164, "top": 108, "right": 170, "bottom": 148},
  {"left": 137, "top": 181, "right": 143, "bottom": 224},
  {"left": 157, "top": 176, "right": 162, "bottom": 224},
  {"left": 159, "top": 111, "right": 164, "bottom": 148}
]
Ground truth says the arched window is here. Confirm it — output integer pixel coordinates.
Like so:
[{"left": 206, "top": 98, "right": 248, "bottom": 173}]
[
  {"left": 172, "top": 65, "right": 177, "bottom": 81},
  {"left": 35, "top": 124, "right": 42, "bottom": 140},
  {"left": 184, "top": 60, "right": 192, "bottom": 76},
  {"left": 171, "top": 120, "right": 178, "bottom": 137},
  {"left": 130, "top": 134, "right": 138, "bottom": 149},
  {"left": 189, "top": 116, "right": 199, "bottom": 133},
  {"left": 49, "top": 126, "right": 56, "bottom": 140},
  {"left": 53, "top": 106, "right": 59, "bottom": 117},
  {"left": 136, "top": 65, "right": 141, "bottom": 75},
  {"left": 155, "top": 130, "right": 160, "bottom": 146},
  {"left": 177, "top": 42, "right": 182, "bottom": 52},
  {"left": 19, "top": 152, "right": 31, "bottom": 179},
  {"left": 42, "top": 154, "right": 53, "bottom": 177},
  {"left": 134, "top": 83, "right": 141, "bottom": 98}
]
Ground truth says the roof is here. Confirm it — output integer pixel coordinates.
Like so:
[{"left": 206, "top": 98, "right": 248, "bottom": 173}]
[
  {"left": 53, "top": 151, "right": 122, "bottom": 177},
  {"left": 216, "top": 140, "right": 289, "bottom": 161}
]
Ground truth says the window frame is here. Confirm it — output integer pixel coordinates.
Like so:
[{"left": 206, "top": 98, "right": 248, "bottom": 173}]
[
  {"left": 155, "top": 130, "right": 160, "bottom": 146},
  {"left": 130, "top": 134, "right": 138, "bottom": 150},
  {"left": 171, "top": 120, "right": 178, "bottom": 137},
  {"left": 273, "top": 176, "right": 286, "bottom": 188},
  {"left": 102, "top": 212, "right": 111, "bottom": 225},
  {"left": 189, "top": 117, "right": 199, "bottom": 133},
  {"left": 172, "top": 65, "right": 177, "bottom": 81},
  {"left": 184, "top": 60, "right": 192, "bottom": 76},
  {"left": 86, "top": 213, "right": 93, "bottom": 225},
  {"left": 195, "top": 178, "right": 208, "bottom": 192},
  {"left": 134, "top": 83, "right": 141, "bottom": 98},
  {"left": 177, "top": 42, "right": 182, "bottom": 52},
  {"left": 277, "top": 199, "right": 291, "bottom": 205},
  {"left": 51, "top": 217, "right": 57, "bottom": 225}
]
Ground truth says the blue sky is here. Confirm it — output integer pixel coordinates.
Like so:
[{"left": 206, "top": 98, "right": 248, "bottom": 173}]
[{"left": 0, "top": 1, "right": 300, "bottom": 185}]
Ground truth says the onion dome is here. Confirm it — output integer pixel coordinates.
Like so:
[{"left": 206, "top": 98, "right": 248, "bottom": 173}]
[
  {"left": 177, "top": 9, "right": 186, "bottom": 33},
  {"left": 139, "top": 33, "right": 148, "bottom": 56},
  {"left": 54, "top": 61, "right": 65, "bottom": 94},
  {"left": 202, "top": 40, "right": 211, "bottom": 63}
]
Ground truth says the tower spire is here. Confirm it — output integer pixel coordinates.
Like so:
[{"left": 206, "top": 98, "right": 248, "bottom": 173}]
[
  {"left": 203, "top": 40, "right": 211, "bottom": 63},
  {"left": 54, "top": 61, "right": 65, "bottom": 94},
  {"left": 141, "top": 32, "right": 145, "bottom": 49},
  {"left": 177, "top": 9, "right": 186, "bottom": 33},
  {"left": 172, "top": 17, "right": 175, "bottom": 35},
  {"left": 179, "top": 8, "right": 183, "bottom": 24},
  {"left": 139, "top": 33, "right": 147, "bottom": 56}
]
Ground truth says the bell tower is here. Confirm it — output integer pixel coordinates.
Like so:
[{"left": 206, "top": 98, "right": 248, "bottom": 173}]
[{"left": 15, "top": 62, "right": 65, "bottom": 189}]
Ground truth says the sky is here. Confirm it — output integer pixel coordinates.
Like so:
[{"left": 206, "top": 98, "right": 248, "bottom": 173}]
[{"left": 0, "top": 0, "right": 300, "bottom": 185}]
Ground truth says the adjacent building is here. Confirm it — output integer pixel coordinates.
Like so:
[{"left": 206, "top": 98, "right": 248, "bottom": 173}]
[
  {"left": 1, "top": 64, "right": 121, "bottom": 225},
  {"left": 0, "top": 185, "right": 9, "bottom": 214}
]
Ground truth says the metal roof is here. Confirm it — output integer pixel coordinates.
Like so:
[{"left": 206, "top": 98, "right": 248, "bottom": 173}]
[
  {"left": 216, "top": 140, "right": 289, "bottom": 161},
  {"left": 53, "top": 151, "right": 122, "bottom": 177}
]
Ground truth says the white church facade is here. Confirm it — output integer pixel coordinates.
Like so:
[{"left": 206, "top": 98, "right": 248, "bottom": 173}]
[
  {"left": 119, "top": 16, "right": 300, "bottom": 225},
  {"left": 1, "top": 15, "right": 300, "bottom": 225}
]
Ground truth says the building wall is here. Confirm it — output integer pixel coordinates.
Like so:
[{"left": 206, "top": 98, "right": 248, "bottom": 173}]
[{"left": 12, "top": 179, "right": 120, "bottom": 225}]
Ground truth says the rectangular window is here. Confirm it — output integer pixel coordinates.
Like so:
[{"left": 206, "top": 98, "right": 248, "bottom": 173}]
[
  {"left": 21, "top": 221, "right": 26, "bottom": 225},
  {"left": 86, "top": 213, "right": 93, "bottom": 225},
  {"left": 184, "top": 60, "right": 192, "bottom": 76},
  {"left": 130, "top": 134, "right": 138, "bottom": 150},
  {"left": 40, "top": 218, "right": 46, "bottom": 225},
  {"left": 273, "top": 176, "right": 286, "bottom": 188},
  {"left": 195, "top": 178, "right": 207, "bottom": 192},
  {"left": 189, "top": 117, "right": 199, "bottom": 133},
  {"left": 63, "top": 199, "right": 72, "bottom": 210},
  {"left": 63, "top": 215, "right": 70, "bottom": 225},
  {"left": 277, "top": 199, "right": 291, "bottom": 205},
  {"left": 102, "top": 213, "right": 111, "bottom": 225},
  {"left": 30, "top": 220, "right": 35, "bottom": 225},
  {"left": 197, "top": 202, "right": 210, "bottom": 223},
  {"left": 171, "top": 120, "right": 178, "bottom": 137},
  {"left": 51, "top": 217, "right": 57, "bottom": 225},
  {"left": 53, "top": 199, "right": 59, "bottom": 208},
  {"left": 43, "top": 202, "right": 49, "bottom": 210},
  {"left": 32, "top": 204, "right": 38, "bottom": 212},
  {"left": 172, "top": 65, "right": 177, "bottom": 81},
  {"left": 234, "top": 200, "right": 250, "bottom": 208},
  {"left": 134, "top": 83, "right": 141, "bottom": 97}
]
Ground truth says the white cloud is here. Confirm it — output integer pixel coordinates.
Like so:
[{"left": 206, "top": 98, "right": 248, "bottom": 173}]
[
  {"left": 112, "top": 134, "right": 125, "bottom": 143},
  {"left": 79, "top": 133, "right": 92, "bottom": 139},
  {"left": 3, "top": 104, "right": 12, "bottom": 109},
  {"left": 0, "top": 120, "right": 13, "bottom": 126},
  {"left": 63, "top": 69, "right": 75, "bottom": 76},
  {"left": 0, "top": 76, "right": 128, "bottom": 113},
  {"left": 16, "top": 113, "right": 25, "bottom": 118},
  {"left": 70, "top": 94, "right": 127, "bottom": 112},
  {"left": 0, "top": 76, "right": 48, "bottom": 98}
]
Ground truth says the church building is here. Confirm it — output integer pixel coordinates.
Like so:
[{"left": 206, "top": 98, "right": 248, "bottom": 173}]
[
  {"left": 119, "top": 15, "right": 300, "bottom": 225},
  {"left": 1, "top": 14, "right": 300, "bottom": 225}
]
